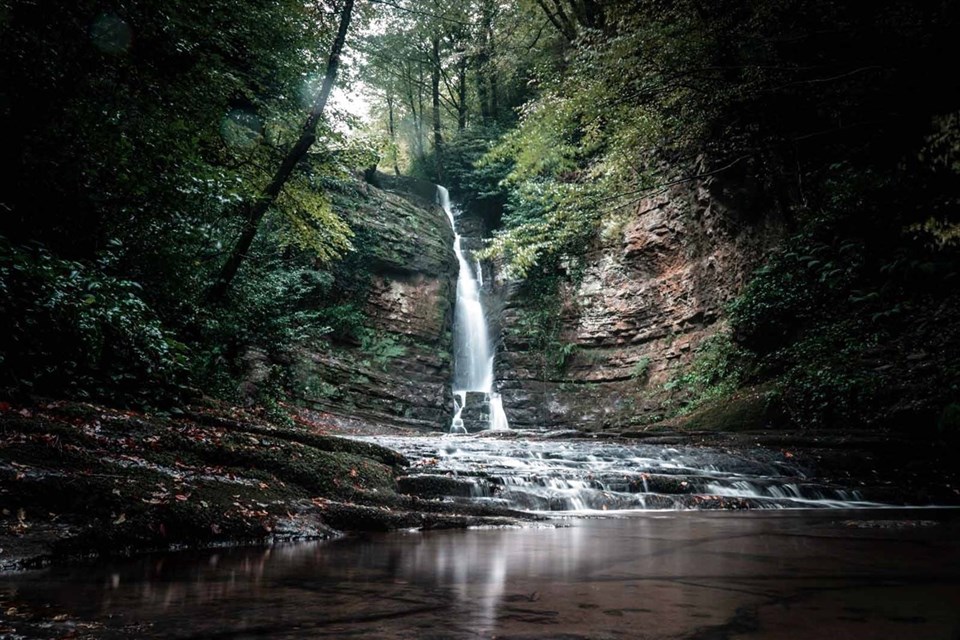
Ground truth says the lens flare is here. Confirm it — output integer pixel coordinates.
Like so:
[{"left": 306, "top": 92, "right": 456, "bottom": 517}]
[{"left": 90, "top": 14, "right": 132, "bottom": 55}]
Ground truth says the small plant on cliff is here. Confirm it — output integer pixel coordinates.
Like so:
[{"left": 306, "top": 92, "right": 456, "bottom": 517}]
[
  {"left": 630, "top": 357, "right": 652, "bottom": 383},
  {"left": 359, "top": 331, "right": 407, "bottom": 371},
  {"left": 506, "top": 271, "right": 576, "bottom": 378},
  {"left": 664, "top": 334, "right": 749, "bottom": 413}
]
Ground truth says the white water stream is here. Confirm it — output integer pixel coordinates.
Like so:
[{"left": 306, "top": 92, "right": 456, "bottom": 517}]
[
  {"left": 438, "top": 186, "right": 509, "bottom": 434},
  {"left": 361, "top": 435, "right": 887, "bottom": 512}
]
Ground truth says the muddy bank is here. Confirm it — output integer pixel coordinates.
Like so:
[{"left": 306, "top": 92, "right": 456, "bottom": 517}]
[{"left": 0, "top": 401, "right": 532, "bottom": 572}]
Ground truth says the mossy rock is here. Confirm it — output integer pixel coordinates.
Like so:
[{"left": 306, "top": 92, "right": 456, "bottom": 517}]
[
  {"left": 0, "top": 401, "right": 412, "bottom": 565},
  {"left": 397, "top": 474, "right": 480, "bottom": 499},
  {"left": 680, "top": 388, "right": 782, "bottom": 432}
]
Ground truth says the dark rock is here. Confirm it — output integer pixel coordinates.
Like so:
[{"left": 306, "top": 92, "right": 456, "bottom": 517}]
[
  {"left": 276, "top": 181, "right": 457, "bottom": 433},
  {"left": 397, "top": 474, "right": 484, "bottom": 499}
]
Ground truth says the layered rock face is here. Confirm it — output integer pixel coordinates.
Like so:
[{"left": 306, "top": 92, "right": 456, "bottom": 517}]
[
  {"left": 497, "top": 178, "right": 783, "bottom": 431},
  {"left": 290, "top": 180, "right": 456, "bottom": 431}
]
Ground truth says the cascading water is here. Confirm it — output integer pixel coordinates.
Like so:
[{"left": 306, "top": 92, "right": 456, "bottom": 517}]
[
  {"left": 438, "top": 185, "right": 509, "bottom": 434},
  {"left": 357, "top": 435, "right": 885, "bottom": 512}
]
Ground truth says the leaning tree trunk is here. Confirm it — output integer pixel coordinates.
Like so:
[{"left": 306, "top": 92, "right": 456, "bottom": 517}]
[{"left": 207, "top": 0, "right": 355, "bottom": 303}]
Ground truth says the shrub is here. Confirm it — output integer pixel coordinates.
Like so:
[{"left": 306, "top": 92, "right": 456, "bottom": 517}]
[{"left": 0, "top": 237, "right": 187, "bottom": 402}]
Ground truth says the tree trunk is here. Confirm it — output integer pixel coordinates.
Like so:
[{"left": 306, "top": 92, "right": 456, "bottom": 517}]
[
  {"left": 417, "top": 62, "right": 426, "bottom": 158},
  {"left": 402, "top": 62, "right": 424, "bottom": 160},
  {"left": 476, "top": 0, "right": 495, "bottom": 123},
  {"left": 431, "top": 34, "right": 443, "bottom": 182},
  {"left": 489, "top": 62, "right": 499, "bottom": 121},
  {"left": 387, "top": 93, "right": 400, "bottom": 175},
  {"left": 457, "top": 51, "right": 467, "bottom": 131},
  {"left": 207, "top": 0, "right": 355, "bottom": 303},
  {"left": 534, "top": 0, "right": 576, "bottom": 41}
]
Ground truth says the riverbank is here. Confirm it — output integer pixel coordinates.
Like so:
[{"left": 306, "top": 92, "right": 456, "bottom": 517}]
[
  {"left": 0, "top": 400, "right": 533, "bottom": 572},
  {"left": 3, "top": 397, "right": 958, "bottom": 573}
]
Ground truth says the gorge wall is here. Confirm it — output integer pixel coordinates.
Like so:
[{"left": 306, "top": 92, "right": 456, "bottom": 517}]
[
  {"left": 278, "top": 179, "right": 456, "bottom": 432},
  {"left": 495, "top": 175, "right": 785, "bottom": 432}
]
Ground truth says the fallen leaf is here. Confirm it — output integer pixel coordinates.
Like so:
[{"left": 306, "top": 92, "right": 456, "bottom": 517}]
[
  {"left": 175, "top": 494, "right": 189, "bottom": 502},
  {"left": 114, "top": 513, "right": 126, "bottom": 525}
]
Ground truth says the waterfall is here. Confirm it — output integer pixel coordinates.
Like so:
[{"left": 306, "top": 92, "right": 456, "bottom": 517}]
[{"left": 438, "top": 186, "right": 509, "bottom": 434}]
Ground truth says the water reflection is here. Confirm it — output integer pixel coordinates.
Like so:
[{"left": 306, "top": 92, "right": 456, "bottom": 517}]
[{"left": 2, "top": 510, "right": 959, "bottom": 639}]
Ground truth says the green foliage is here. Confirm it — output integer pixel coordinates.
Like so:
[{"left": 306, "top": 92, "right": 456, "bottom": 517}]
[
  {"left": 939, "top": 404, "right": 960, "bottom": 440},
  {"left": 726, "top": 151, "right": 960, "bottom": 428},
  {"left": 315, "top": 304, "right": 368, "bottom": 342},
  {"left": 276, "top": 177, "right": 353, "bottom": 263},
  {"left": 440, "top": 125, "right": 512, "bottom": 206},
  {"left": 0, "top": 1, "right": 380, "bottom": 404},
  {"left": 664, "top": 334, "right": 748, "bottom": 413},
  {"left": 630, "top": 357, "right": 651, "bottom": 382},
  {"left": 728, "top": 217, "right": 868, "bottom": 354},
  {"left": 771, "top": 322, "right": 882, "bottom": 427},
  {"left": 480, "top": 178, "right": 604, "bottom": 278},
  {"left": 360, "top": 0, "right": 543, "bottom": 176},
  {"left": 505, "top": 272, "right": 576, "bottom": 376},
  {"left": 253, "top": 365, "right": 296, "bottom": 428},
  {"left": 359, "top": 331, "right": 408, "bottom": 371},
  {"left": 0, "top": 238, "right": 186, "bottom": 402}
]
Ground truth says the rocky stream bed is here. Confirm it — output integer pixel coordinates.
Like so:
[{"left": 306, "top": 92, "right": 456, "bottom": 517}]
[{"left": 3, "top": 399, "right": 958, "bottom": 574}]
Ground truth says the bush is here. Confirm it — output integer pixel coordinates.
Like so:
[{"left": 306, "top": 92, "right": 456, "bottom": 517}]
[
  {"left": 664, "top": 333, "right": 749, "bottom": 411},
  {"left": 0, "top": 237, "right": 187, "bottom": 402}
]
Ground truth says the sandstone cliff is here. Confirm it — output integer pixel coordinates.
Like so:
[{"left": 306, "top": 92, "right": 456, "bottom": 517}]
[
  {"left": 287, "top": 179, "right": 456, "bottom": 431},
  {"left": 496, "top": 177, "right": 784, "bottom": 431}
]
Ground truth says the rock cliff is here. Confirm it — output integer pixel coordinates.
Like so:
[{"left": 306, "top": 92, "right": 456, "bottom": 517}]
[
  {"left": 288, "top": 179, "right": 456, "bottom": 432},
  {"left": 496, "top": 177, "right": 784, "bottom": 431}
]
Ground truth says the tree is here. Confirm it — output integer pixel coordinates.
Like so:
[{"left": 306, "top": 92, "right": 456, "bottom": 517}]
[
  {"left": 532, "top": 0, "right": 605, "bottom": 42},
  {"left": 207, "top": 0, "right": 357, "bottom": 302}
]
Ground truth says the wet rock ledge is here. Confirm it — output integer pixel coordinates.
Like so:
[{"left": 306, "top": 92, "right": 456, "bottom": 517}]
[{"left": 0, "top": 400, "right": 535, "bottom": 572}]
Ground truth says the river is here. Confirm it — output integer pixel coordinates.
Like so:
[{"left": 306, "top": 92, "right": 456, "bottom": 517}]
[{"left": 2, "top": 509, "right": 958, "bottom": 639}]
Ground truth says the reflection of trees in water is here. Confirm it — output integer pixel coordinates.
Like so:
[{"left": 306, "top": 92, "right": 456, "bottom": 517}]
[{"left": 7, "top": 515, "right": 958, "bottom": 638}]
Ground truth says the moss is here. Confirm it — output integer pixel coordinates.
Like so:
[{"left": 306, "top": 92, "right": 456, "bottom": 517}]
[
  {"left": 0, "top": 400, "right": 410, "bottom": 564},
  {"left": 397, "top": 475, "right": 480, "bottom": 498},
  {"left": 198, "top": 438, "right": 397, "bottom": 500},
  {"left": 680, "top": 388, "right": 780, "bottom": 432}
]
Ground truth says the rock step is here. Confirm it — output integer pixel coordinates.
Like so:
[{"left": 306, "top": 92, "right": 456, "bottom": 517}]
[
  {"left": 397, "top": 471, "right": 868, "bottom": 509},
  {"left": 367, "top": 435, "right": 888, "bottom": 512}
]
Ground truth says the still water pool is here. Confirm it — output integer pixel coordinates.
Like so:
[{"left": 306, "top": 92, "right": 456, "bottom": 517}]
[{"left": 2, "top": 509, "right": 958, "bottom": 639}]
